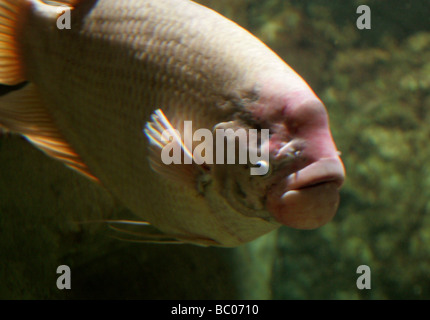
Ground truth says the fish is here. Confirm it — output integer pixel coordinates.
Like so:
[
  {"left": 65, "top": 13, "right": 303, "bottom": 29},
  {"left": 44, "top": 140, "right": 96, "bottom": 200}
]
[{"left": 0, "top": 0, "right": 345, "bottom": 247}]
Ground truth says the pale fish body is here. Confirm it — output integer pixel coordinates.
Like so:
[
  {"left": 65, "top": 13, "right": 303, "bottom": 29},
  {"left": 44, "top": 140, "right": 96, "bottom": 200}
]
[{"left": 0, "top": 0, "right": 345, "bottom": 247}]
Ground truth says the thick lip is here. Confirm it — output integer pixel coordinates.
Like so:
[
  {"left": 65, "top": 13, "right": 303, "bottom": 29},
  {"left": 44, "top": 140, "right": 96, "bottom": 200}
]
[
  {"left": 285, "top": 157, "right": 345, "bottom": 191},
  {"left": 266, "top": 156, "right": 345, "bottom": 229}
]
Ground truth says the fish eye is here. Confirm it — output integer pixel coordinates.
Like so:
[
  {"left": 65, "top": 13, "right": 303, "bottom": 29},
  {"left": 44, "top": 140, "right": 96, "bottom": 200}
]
[
  {"left": 255, "top": 160, "right": 271, "bottom": 176},
  {"left": 293, "top": 150, "right": 301, "bottom": 157}
]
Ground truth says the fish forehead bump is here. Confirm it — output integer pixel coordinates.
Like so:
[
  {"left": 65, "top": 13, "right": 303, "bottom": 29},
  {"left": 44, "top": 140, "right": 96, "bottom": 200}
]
[
  {"left": 251, "top": 75, "right": 338, "bottom": 156},
  {"left": 250, "top": 73, "right": 320, "bottom": 121}
]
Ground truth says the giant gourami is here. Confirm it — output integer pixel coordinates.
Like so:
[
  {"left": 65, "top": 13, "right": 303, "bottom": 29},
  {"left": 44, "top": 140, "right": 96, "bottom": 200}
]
[{"left": 0, "top": 0, "right": 345, "bottom": 247}]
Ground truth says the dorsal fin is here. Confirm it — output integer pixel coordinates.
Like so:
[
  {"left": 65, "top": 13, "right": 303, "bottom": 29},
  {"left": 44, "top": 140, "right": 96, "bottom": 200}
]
[{"left": 0, "top": 83, "right": 99, "bottom": 182}]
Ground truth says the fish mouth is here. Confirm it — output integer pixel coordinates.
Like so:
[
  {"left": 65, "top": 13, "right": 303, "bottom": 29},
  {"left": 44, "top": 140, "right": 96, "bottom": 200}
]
[{"left": 267, "top": 157, "right": 345, "bottom": 229}]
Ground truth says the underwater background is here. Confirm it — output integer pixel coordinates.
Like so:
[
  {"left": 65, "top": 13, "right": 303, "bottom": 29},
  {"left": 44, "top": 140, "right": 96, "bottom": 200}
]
[{"left": 1, "top": 0, "right": 429, "bottom": 299}]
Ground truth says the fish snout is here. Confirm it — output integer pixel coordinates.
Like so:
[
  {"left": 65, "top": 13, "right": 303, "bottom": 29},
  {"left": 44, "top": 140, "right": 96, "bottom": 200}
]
[{"left": 265, "top": 99, "right": 345, "bottom": 229}]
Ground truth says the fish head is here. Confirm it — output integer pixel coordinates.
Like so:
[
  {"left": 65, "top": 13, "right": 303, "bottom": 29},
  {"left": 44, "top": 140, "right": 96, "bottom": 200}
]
[{"left": 212, "top": 76, "right": 345, "bottom": 230}]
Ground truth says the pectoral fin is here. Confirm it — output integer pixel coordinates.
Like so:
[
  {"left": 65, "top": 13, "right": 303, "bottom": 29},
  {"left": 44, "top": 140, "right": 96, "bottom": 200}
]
[{"left": 144, "top": 109, "right": 210, "bottom": 191}]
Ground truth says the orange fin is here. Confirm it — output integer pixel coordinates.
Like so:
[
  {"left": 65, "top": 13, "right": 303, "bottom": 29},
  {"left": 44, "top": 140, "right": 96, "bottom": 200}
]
[
  {"left": 0, "top": 0, "right": 87, "bottom": 86},
  {"left": 0, "top": 0, "right": 26, "bottom": 85},
  {"left": 0, "top": 0, "right": 85, "bottom": 85},
  {"left": 41, "top": 0, "right": 83, "bottom": 7},
  {"left": 143, "top": 109, "right": 211, "bottom": 191},
  {"left": 0, "top": 83, "right": 98, "bottom": 182}
]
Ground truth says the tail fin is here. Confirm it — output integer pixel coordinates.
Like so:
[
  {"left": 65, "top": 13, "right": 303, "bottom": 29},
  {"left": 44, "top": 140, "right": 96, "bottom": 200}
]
[{"left": 0, "top": 0, "right": 26, "bottom": 85}]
